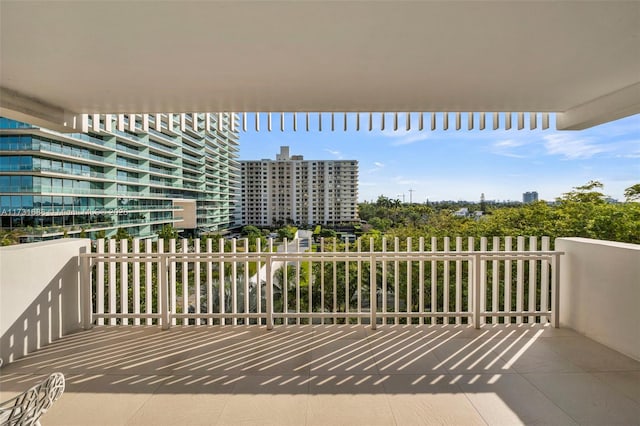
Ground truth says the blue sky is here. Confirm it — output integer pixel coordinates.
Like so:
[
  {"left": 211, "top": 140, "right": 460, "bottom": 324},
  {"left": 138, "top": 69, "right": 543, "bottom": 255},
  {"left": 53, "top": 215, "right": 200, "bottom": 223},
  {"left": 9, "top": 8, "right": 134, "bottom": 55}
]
[{"left": 237, "top": 113, "right": 639, "bottom": 203}]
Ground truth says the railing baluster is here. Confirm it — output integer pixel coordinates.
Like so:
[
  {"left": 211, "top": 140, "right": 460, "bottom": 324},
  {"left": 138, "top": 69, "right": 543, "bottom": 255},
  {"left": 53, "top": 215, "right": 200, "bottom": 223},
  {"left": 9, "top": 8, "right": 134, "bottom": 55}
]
[
  {"left": 133, "top": 238, "right": 140, "bottom": 326},
  {"left": 345, "top": 239, "right": 350, "bottom": 323},
  {"left": 394, "top": 237, "right": 400, "bottom": 325},
  {"left": 296, "top": 238, "right": 301, "bottom": 325},
  {"left": 541, "top": 236, "right": 550, "bottom": 323},
  {"left": 206, "top": 238, "right": 213, "bottom": 325},
  {"left": 244, "top": 238, "right": 250, "bottom": 325},
  {"left": 283, "top": 238, "right": 289, "bottom": 325},
  {"left": 169, "top": 239, "right": 177, "bottom": 325},
  {"left": 492, "top": 236, "right": 500, "bottom": 324},
  {"left": 333, "top": 238, "right": 338, "bottom": 324},
  {"left": 308, "top": 237, "right": 313, "bottom": 324},
  {"left": 505, "top": 237, "right": 513, "bottom": 324},
  {"left": 467, "top": 237, "right": 474, "bottom": 324},
  {"left": 231, "top": 238, "right": 237, "bottom": 325},
  {"left": 158, "top": 239, "right": 164, "bottom": 326},
  {"left": 406, "top": 237, "right": 412, "bottom": 325},
  {"left": 382, "top": 237, "right": 388, "bottom": 324},
  {"left": 480, "top": 237, "right": 487, "bottom": 326},
  {"left": 443, "top": 237, "right": 450, "bottom": 324},
  {"left": 473, "top": 253, "right": 481, "bottom": 329},
  {"left": 266, "top": 250, "right": 274, "bottom": 330},
  {"left": 256, "top": 238, "right": 262, "bottom": 324},
  {"left": 97, "top": 239, "right": 105, "bottom": 326},
  {"left": 516, "top": 236, "right": 525, "bottom": 324},
  {"left": 219, "top": 238, "right": 225, "bottom": 326},
  {"left": 431, "top": 237, "right": 437, "bottom": 325},
  {"left": 357, "top": 238, "right": 362, "bottom": 324},
  {"left": 158, "top": 256, "right": 173, "bottom": 330},
  {"left": 160, "top": 250, "right": 170, "bottom": 330},
  {"left": 455, "top": 236, "right": 462, "bottom": 325},
  {"left": 418, "top": 237, "right": 424, "bottom": 325},
  {"left": 529, "top": 236, "right": 538, "bottom": 323},
  {"left": 320, "top": 238, "right": 325, "bottom": 325},
  {"left": 370, "top": 241, "right": 377, "bottom": 330},
  {"left": 194, "top": 238, "right": 201, "bottom": 325},
  {"left": 182, "top": 239, "right": 189, "bottom": 325},
  {"left": 120, "top": 239, "right": 128, "bottom": 325},
  {"left": 108, "top": 239, "right": 116, "bottom": 325},
  {"left": 145, "top": 239, "right": 152, "bottom": 325}
]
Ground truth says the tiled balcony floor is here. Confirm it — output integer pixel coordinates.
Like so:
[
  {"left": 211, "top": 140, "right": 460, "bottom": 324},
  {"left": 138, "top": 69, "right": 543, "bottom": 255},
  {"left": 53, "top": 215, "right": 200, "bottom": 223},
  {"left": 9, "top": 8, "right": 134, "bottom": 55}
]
[{"left": 1, "top": 324, "right": 639, "bottom": 425}]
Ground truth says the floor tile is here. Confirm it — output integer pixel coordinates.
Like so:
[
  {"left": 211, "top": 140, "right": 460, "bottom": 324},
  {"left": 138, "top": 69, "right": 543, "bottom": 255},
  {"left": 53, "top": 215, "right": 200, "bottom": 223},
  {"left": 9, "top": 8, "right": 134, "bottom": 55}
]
[
  {"left": 458, "top": 373, "right": 578, "bottom": 425},
  {"left": 524, "top": 372, "right": 640, "bottom": 425},
  {"left": 547, "top": 337, "right": 640, "bottom": 372}
]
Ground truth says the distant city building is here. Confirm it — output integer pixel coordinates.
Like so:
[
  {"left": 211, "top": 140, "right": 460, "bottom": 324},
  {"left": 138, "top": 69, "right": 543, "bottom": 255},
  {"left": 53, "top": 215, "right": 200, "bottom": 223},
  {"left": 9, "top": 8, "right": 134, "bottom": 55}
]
[
  {"left": 523, "top": 191, "right": 539, "bottom": 203},
  {"left": 238, "top": 146, "right": 358, "bottom": 226},
  {"left": 0, "top": 114, "right": 239, "bottom": 241}
]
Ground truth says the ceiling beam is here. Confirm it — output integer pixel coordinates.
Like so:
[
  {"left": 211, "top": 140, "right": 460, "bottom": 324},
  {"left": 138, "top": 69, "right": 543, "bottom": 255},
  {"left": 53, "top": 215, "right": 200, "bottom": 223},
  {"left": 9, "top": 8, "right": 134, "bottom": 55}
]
[
  {"left": 0, "top": 87, "right": 81, "bottom": 132},
  {"left": 556, "top": 82, "right": 640, "bottom": 130}
]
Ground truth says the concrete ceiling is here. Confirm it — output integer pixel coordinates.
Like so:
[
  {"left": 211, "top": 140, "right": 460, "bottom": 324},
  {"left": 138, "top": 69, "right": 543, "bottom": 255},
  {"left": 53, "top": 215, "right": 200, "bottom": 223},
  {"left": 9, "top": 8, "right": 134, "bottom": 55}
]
[{"left": 1, "top": 1, "right": 639, "bottom": 131}]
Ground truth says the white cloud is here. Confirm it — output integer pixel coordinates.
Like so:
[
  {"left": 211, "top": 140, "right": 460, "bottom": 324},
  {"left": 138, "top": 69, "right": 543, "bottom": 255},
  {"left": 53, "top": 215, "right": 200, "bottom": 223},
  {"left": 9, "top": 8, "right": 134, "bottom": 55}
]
[
  {"left": 366, "top": 161, "right": 385, "bottom": 174},
  {"left": 324, "top": 148, "right": 343, "bottom": 159},
  {"left": 392, "top": 176, "right": 420, "bottom": 186},
  {"left": 490, "top": 139, "right": 530, "bottom": 158},
  {"left": 543, "top": 134, "right": 611, "bottom": 159},
  {"left": 494, "top": 139, "right": 527, "bottom": 148},
  {"left": 379, "top": 128, "right": 431, "bottom": 146},
  {"left": 391, "top": 132, "right": 431, "bottom": 146}
]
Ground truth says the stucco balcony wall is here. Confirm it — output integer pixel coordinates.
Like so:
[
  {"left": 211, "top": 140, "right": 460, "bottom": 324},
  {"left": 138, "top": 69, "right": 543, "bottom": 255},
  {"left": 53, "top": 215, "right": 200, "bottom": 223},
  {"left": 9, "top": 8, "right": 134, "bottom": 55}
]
[
  {"left": 0, "top": 238, "right": 91, "bottom": 364},
  {"left": 557, "top": 237, "right": 640, "bottom": 361}
]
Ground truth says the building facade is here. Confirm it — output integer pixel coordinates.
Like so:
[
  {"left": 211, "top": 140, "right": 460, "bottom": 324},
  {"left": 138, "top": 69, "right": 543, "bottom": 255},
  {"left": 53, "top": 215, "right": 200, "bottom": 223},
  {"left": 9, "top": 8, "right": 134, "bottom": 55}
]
[
  {"left": 239, "top": 146, "right": 358, "bottom": 227},
  {"left": 523, "top": 191, "right": 539, "bottom": 203},
  {"left": 0, "top": 113, "right": 239, "bottom": 241}
]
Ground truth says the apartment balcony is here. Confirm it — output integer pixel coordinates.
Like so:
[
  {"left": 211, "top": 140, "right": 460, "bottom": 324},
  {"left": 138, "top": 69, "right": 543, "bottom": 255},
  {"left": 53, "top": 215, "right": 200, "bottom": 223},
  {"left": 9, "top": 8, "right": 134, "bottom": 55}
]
[{"left": 1, "top": 237, "right": 638, "bottom": 425}]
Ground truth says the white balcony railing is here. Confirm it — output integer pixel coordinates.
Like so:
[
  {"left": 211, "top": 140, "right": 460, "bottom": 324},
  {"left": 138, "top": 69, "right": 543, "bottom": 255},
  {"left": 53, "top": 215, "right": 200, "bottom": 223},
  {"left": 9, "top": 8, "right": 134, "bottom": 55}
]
[{"left": 80, "top": 236, "right": 562, "bottom": 331}]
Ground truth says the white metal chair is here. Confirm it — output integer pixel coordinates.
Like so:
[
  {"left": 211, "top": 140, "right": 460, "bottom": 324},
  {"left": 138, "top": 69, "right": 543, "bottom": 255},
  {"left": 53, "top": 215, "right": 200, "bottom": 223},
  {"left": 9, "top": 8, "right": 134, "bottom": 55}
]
[{"left": 0, "top": 372, "right": 65, "bottom": 426}]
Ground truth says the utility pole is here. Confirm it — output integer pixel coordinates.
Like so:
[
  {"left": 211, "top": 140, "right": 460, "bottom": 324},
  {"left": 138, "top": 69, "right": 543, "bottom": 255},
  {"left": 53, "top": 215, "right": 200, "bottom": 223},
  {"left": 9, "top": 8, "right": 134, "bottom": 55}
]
[{"left": 408, "top": 189, "right": 415, "bottom": 204}]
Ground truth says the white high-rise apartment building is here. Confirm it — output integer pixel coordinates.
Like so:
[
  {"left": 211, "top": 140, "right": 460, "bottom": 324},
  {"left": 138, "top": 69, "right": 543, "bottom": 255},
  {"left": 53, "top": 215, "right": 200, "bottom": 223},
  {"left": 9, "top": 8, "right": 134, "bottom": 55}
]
[{"left": 239, "top": 146, "right": 358, "bottom": 226}]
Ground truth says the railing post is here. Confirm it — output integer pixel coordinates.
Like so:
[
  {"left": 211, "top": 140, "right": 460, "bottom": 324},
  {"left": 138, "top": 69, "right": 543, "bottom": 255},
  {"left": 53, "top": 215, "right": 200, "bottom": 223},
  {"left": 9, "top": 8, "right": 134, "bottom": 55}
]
[
  {"left": 370, "top": 253, "right": 377, "bottom": 330},
  {"left": 266, "top": 254, "right": 274, "bottom": 330},
  {"left": 551, "top": 253, "right": 560, "bottom": 328},
  {"left": 160, "top": 255, "right": 171, "bottom": 330},
  {"left": 473, "top": 254, "right": 482, "bottom": 329},
  {"left": 80, "top": 249, "right": 93, "bottom": 330}
]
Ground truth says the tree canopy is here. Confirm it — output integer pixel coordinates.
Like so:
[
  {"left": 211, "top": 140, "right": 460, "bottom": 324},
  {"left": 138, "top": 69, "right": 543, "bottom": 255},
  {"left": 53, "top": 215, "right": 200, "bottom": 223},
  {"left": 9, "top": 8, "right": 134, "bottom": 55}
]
[{"left": 360, "top": 182, "right": 640, "bottom": 244}]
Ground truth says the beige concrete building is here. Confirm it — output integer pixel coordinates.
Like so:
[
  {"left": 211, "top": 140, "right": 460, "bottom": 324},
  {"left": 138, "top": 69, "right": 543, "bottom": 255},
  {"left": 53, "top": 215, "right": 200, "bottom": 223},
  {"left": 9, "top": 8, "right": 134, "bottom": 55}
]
[{"left": 239, "top": 146, "right": 358, "bottom": 226}]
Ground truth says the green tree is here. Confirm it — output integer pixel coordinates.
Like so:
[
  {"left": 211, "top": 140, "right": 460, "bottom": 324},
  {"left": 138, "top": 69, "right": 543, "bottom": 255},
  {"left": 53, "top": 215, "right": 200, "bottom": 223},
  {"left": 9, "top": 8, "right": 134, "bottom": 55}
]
[
  {"left": 624, "top": 183, "right": 640, "bottom": 202},
  {"left": 241, "top": 225, "right": 262, "bottom": 240},
  {"left": 319, "top": 228, "right": 337, "bottom": 238},
  {"left": 158, "top": 224, "right": 178, "bottom": 240},
  {"left": 278, "top": 225, "right": 297, "bottom": 241},
  {"left": 114, "top": 227, "right": 132, "bottom": 241}
]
